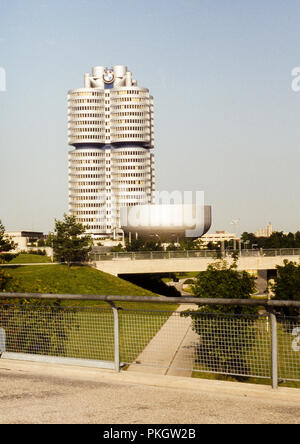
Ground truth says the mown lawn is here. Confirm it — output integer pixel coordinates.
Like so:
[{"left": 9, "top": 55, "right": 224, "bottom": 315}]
[
  {"left": 3, "top": 264, "right": 156, "bottom": 299},
  {"left": 9, "top": 253, "right": 52, "bottom": 264}
]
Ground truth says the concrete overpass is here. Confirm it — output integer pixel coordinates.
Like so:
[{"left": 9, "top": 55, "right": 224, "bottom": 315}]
[{"left": 91, "top": 248, "right": 300, "bottom": 276}]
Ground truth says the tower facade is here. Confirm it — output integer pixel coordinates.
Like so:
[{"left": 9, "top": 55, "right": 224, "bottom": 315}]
[{"left": 68, "top": 65, "right": 155, "bottom": 238}]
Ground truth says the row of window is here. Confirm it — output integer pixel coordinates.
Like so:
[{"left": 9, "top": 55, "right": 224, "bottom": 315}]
[
  {"left": 71, "top": 185, "right": 147, "bottom": 194},
  {"left": 70, "top": 180, "right": 147, "bottom": 188},
  {"left": 113, "top": 127, "right": 149, "bottom": 132},
  {"left": 75, "top": 211, "right": 104, "bottom": 215},
  {"left": 116, "top": 180, "right": 145, "bottom": 185},
  {"left": 113, "top": 97, "right": 148, "bottom": 103},
  {"left": 113, "top": 111, "right": 148, "bottom": 117},
  {"left": 78, "top": 218, "right": 106, "bottom": 223},
  {"left": 114, "top": 134, "right": 147, "bottom": 139},
  {"left": 70, "top": 151, "right": 147, "bottom": 158},
  {"left": 69, "top": 189, "right": 105, "bottom": 195},
  {"left": 70, "top": 113, "right": 104, "bottom": 119},
  {"left": 112, "top": 90, "right": 147, "bottom": 96},
  {"left": 114, "top": 158, "right": 147, "bottom": 164},
  {"left": 113, "top": 119, "right": 147, "bottom": 125},
  {"left": 69, "top": 106, "right": 104, "bottom": 111},
  {"left": 70, "top": 136, "right": 149, "bottom": 142},
  {"left": 71, "top": 196, "right": 107, "bottom": 201},
  {"left": 85, "top": 225, "right": 109, "bottom": 230},
  {"left": 70, "top": 151, "right": 106, "bottom": 157},
  {"left": 70, "top": 135, "right": 105, "bottom": 140},
  {"left": 69, "top": 99, "right": 103, "bottom": 104},
  {"left": 70, "top": 203, "right": 106, "bottom": 208},
  {"left": 69, "top": 171, "right": 149, "bottom": 177},
  {"left": 116, "top": 195, "right": 148, "bottom": 201},
  {"left": 71, "top": 121, "right": 104, "bottom": 126},
  {"left": 69, "top": 91, "right": 103, "bottom": 97},
  {"left": 71, "top": 128, "right": 104, "bottom": 133},
  {"left": 70, "top": 167, "right": 107, "bottom": 172},
  {"left": 124, "top": 202, "right": 149, "bottom": 207},
  {"left": 69, "top": 174, "right": 106, "bottom": 179},
  {"left": 115, "top": 187, "right": 146, "bottom": 192},
  {"left": 111, "top": 104, "right": 148, "bottom": 110},
  {"left": 116, "top": 172, "right": 147, "bottom": 178},
  {"left": 71, "top": 188, "right": 107, "bottom": 194},
  {"left": 69, "top": 181, "right": 105, "bottom": 186},
  {"left": 113, "top": 151, "right": 147, "bottom": 156},
  {"left": 114, "top": 165, "right": 146, "bottom": 170},
  {"left": 70, "top": 160, "right": 106, "bottom": 165}
]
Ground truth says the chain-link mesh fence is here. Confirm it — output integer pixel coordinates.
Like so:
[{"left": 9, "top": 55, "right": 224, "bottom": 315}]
[
  {"left": 0, "top": 300, "right": 299, "bottom": 385},
  {"left": 0, "top": 304, "right": 114, "bottom": 362},
  {"left": 277, "top": 316, "right": 300, "bottom": 382},
  {"left": 120, "top": 309, "right": 273, "bottom": 379}
]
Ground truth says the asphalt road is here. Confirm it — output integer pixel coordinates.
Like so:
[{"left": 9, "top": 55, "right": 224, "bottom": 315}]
[{"left": 0, "top": 359, "right": 300, "bottom": 424}]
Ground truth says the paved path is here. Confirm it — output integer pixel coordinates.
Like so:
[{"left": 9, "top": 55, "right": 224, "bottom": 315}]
[
  {"left": 1, "top": 359, "right": 300, "bottom": 424},
  {"left": 127, "top": 304, "right": 198, "bottom": 376}
]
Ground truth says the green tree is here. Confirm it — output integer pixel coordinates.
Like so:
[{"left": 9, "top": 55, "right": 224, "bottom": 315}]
[
  {"left": 111, "top": 243, "right": 125, "bottom": 252},
  {"left": 191, "top": 260, "right": 256, "bottom": 314},
  {"left": 48, "top": 214, "right": 92, "bottom": 266},
  {"left": 125, "top": 237, "right": 146, "bottom": 251},
  {"left": 37, "top": 238, "right": 45, "bottom": 247},
  {"left": 179, "top": 237, "right": 202, "bottom": 251},
  {"left": 182, "top": 260, "right": 257, "bottom": 380},
  {"left": 241, "top": 232, "right": 261, "bottom": 248},
  {"left": 125, "top": 237, "right": 163, "bottom": 252},
  {"left": 0, "top": 220, "right": 16, "bottom": 252},
  {"left": 271, "top": 260, "right": 300, "bottom": 318},
  {"left": 0, "top": 268, "right": 11, "bottom": 291},
  {"left": 166, "top": 242, "right": 180, "bottom": 251}
]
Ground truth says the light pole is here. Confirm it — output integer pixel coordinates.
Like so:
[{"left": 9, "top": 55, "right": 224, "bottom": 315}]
[{"left": 230, "top": 219, "right": 240, "bottom": 250}]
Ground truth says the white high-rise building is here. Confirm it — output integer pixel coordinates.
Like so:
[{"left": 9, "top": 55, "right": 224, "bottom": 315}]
[{"left": 68, "top": 65, "right": 155, "bottom": 238}]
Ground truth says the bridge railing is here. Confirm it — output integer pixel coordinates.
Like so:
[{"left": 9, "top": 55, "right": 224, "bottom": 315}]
[
  {"left": 89, "top": 248, "right": 300, "bottom": 261},
  {"left": 1, "top": 293, "right": 300, "bottom": 389}
]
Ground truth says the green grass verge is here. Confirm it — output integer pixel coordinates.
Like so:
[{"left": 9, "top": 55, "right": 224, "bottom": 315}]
[
  {"left": 3, "top": 264, "right": 157, "bottom": 298},
  {"left": 9, "top": 253, "right": 52, "bottom": 264}
]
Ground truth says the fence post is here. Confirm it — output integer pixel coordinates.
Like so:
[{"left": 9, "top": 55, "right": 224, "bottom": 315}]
[
  {"left": 269, "top": 310, "right": 278, "bottom": 389},
  {"left": 109, "top": 302, "right": 120, "bottom": 372}
]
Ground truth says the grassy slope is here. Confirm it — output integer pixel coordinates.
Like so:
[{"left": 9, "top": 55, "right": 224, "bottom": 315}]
[
  {"left": 4, "top": 264, "right": 156, "bottom": 297},
  {"left": 2, "top": 264, "right": 177, "bottom": 310},
  {"left": 9, "top": 254, "right": 52, "bottom": 264}
]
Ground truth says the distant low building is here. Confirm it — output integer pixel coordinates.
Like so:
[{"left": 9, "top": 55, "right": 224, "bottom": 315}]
[
  {"left": 4, "top": 231, "right": 45, "bottom": 251},
  {"left": 254, "top": 223, "right": 273, "bottom": 238},
  {"left": 200, "top": 230, "right": 239, "bottom": 245}
]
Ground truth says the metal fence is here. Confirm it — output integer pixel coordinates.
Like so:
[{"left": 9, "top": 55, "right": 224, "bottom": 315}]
[
  {"left": 0, "top": 293, "right": 300, "bottom": 389},
  {"left": 89, "top": 248, "right": 300, "bottom": 261}
]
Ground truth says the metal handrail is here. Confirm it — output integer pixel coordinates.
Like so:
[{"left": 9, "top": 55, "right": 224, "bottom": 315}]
[
  {"left": 1, "top": 292, "right": 300, "bottom": 307},
  {"left": 1, "top": 292, "right": 299, "bottom": 388},
  {"left": 89, "top": 248, "right": 300, "bottom": 261}
]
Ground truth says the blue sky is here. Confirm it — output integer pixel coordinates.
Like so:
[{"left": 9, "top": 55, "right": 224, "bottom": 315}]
[{"left": 0, "top": 0, "right": 300, "bottom": 235}]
